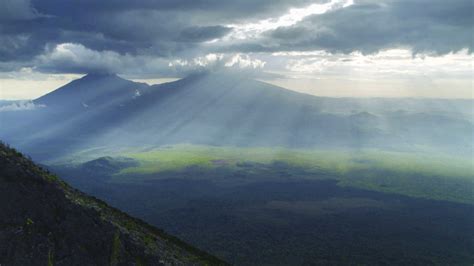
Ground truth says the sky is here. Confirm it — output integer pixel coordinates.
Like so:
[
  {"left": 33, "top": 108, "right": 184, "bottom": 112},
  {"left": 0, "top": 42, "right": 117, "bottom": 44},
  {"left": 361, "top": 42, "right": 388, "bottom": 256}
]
[{"left": 0, "top": 0, "right": 472, "bottom": 100}]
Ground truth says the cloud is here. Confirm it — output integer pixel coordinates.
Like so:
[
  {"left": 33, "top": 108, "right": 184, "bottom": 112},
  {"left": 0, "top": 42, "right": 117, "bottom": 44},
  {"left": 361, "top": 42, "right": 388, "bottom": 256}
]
[
  {"left": 0, "top": 0, "right": 472, "bottom": 77},
  {"left": 0, "top": 0, "right": 321, "bottom": 62},
  {"left": 0, "top": 0, "right": 40, "bottom": 21},
  {"left": 168, "top": 53, "right": 266, "bottom": 75},
  {"left": 225, "top": 0, "right": 349, "bottom": 40},
  {"left": 36, "top": 43, "right": 132, "bottom": 74},
  {"left": 35, "top": 43, "right": 267, "bottom": 78},
  {"left": 30, "top": 0, "right": 323, "bottom": 22},
  {"left": 259, "top": 0, "right": 473, "bottom": 54},
  {"left": 35, "top": 43, "right": 175, "bottom": 77},
  {"left": 0, "top": 100, "right": 45, "bottom": 112},
  {"left": 280, "top": 49, "right": 473, "bottom": 79},
  {"left": 178, "top": 26, "right": 232, "bottom": 42},
  {"left": 224, "top": 54, "right": 266, "bottom": 69}
]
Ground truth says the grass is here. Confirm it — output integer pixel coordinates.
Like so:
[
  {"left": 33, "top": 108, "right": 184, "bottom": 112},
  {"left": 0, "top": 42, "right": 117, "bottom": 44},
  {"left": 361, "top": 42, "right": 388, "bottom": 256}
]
[
  {"left": 118, "top": 144, "right": 472, "bottom": 179},
  {"left": 119, "top": 144, "right": 355, "bottom": 175},
  {"left": 47, "top": 249, "right": 54, "bottom": 266},
  {"left": 112, "top": 144, "right": 473, "bottom": 204}
]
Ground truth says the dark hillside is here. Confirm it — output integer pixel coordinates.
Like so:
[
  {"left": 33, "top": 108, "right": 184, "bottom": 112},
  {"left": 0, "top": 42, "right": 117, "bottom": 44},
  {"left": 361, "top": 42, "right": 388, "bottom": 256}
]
[{"left": 0, "top": 142, "right": 225, "bottom": 266}]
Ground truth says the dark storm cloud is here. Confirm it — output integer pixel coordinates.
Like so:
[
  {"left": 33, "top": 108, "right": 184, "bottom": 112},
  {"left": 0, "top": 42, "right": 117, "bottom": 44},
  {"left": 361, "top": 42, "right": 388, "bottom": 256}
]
[
  {"left": 0, "top": 0, "right": 472, "bottom": 75},
  {"left": 0, "top": 0, "right": 40, "bottom": 21},
  {"left": 178, "top": 26, "right": 233, "bottom": 42},
  {"left": 30, "top": 0, "right": 323, "bottom": 21},
  {"left": 261, "top": 0, "right": 473, "bottom": 54},
  {"left": 0, "top": 0, "right": 322, "bottom": 72}
]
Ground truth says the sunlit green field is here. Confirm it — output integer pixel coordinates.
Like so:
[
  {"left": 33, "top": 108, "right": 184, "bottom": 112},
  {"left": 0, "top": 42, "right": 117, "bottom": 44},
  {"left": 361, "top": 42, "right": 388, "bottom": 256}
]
[{"left": 104, "top": 144, "right": 474, "bottom": 204}]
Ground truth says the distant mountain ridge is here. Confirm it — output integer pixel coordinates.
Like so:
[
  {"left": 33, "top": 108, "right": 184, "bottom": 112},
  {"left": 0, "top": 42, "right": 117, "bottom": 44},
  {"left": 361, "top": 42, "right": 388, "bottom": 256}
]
[
  {"left": 35, "top": 73, "right": 148, "bottom": 109},
  {"left": 0, "top": 72, "right": 472, "bottom": 161},
  {"left": 0, "top": 141, "right": 225, "bottom": 265}
]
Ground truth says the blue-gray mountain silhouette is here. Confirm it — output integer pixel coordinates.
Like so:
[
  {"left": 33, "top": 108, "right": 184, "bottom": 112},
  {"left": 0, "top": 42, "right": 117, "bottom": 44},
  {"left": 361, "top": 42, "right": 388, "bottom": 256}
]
[{"left": 0, "top": 72, "right": 471, "bottom": 161}]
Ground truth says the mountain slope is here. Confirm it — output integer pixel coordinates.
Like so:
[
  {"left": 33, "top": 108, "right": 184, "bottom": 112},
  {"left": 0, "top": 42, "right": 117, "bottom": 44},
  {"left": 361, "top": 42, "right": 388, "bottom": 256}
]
[
  {"left": 0, "top": 72, "right": 472, "bottom": 161},
  {"left": 35, "top": 73, "right": 148, "bottom": 110},
  {"left": 0, "top": 141, "right": 225, "bottom": 265},
  {"left": 63, "top": 72, "right": 474, "bottom": 155},
  {"left": 0, "top": 74, "right": 150, "bottom": 159}
]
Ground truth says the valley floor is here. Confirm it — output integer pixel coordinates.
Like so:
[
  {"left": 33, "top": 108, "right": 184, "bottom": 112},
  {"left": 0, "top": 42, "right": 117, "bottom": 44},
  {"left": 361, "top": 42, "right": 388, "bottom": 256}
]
[{"left": 52, "top": 145, "right": 474, "bottom": 265}]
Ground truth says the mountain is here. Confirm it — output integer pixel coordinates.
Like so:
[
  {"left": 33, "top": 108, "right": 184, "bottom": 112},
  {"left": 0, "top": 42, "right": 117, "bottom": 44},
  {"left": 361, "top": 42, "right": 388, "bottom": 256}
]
[
  {"left": 0, "top": 141, "right": 225, "bottom": 265},
  {"left": 5, "top": 73, "right": 148, "bottom": 142},
  {"left": 0, "top": 73, "right": 150, "bottom": 159},
  {"left": 0, "top": 72, "right": 472, "bottom": 161},
  {"left": 35, "top": 73, "right": 148, "bottom": 110}
]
